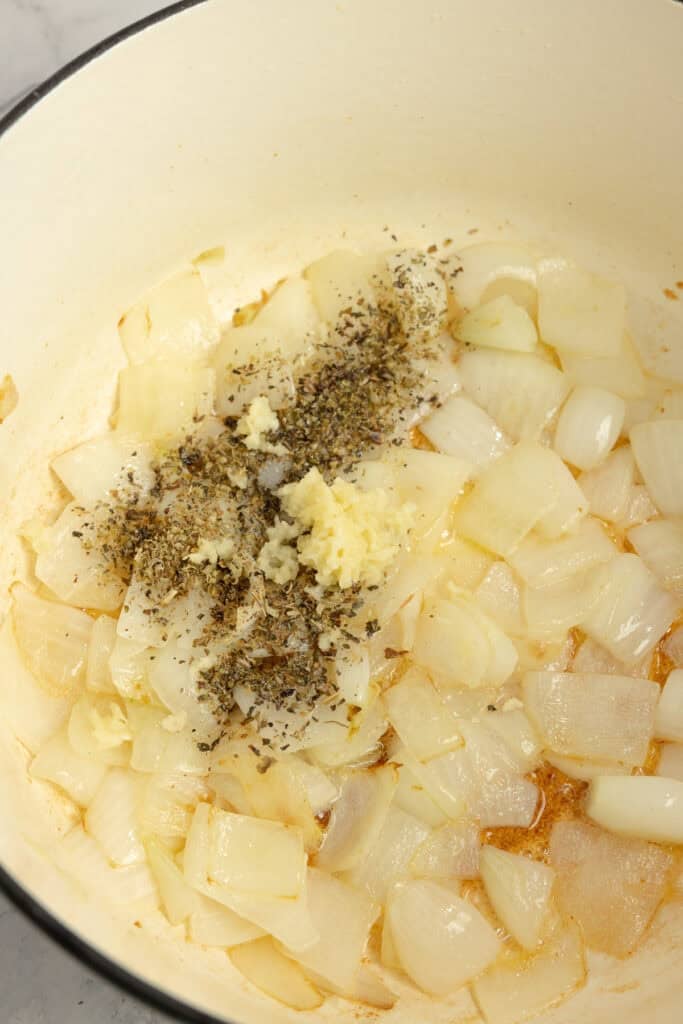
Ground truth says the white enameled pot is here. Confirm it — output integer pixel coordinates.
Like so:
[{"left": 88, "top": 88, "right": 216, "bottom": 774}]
[{"left": 1, "top": 1, "right": 682, "bottom": 1021}]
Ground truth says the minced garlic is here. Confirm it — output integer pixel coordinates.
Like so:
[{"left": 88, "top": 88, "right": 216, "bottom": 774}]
[
  {"left": 187, "top": 537, "right": 235, "bottom": 566},
  {"left": 88, "top": 703, "right": 132, "bottom": 749},
  {"left": 236, "top": 396, "right": 287, "bottom": 454},
  {"left": 278, "top": 467, "right": 414, "bottom": 589},
  {"left": 257, "top": 520, "right": 300, "bottom": 584}
]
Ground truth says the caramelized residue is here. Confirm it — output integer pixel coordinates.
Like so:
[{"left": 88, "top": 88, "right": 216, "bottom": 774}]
[
  {"left": 651, "top": 617, "right": 683, "bottom": 684},
  {"left": 663, "top": 288, "right": 679, "bottom": 301},
  {"left": 481, "top": 762, "right": 587, "bottom": 862},
  {"left": 410, "top": 426, "right": 435, "bottom": 451}
]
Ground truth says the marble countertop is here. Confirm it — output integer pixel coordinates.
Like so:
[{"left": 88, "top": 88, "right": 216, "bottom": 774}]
[{"left": 1, "top": 5, "right": 177, "bottom": 1019}]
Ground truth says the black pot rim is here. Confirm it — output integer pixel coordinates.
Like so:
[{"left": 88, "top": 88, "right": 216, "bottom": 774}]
[{"left": 0, "top": 7, "right": 237, "bottom": 1020}]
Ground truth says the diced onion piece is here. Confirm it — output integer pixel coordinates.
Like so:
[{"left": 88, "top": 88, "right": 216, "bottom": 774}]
[
  {"left": 538, "top": 259, "right": 625, "bottom": 357},
  {"left": 231, "top": 937, "right": 323, "bottom": 1011},
  {"left": 617, "top": 483, "right": 658, "bottom": 529},
  {"left": 657, "top": 743, "right": 683, "bottom": 782},
  {"left": 383, "top": 249, "right": 448, "bottom": 342},
  {"left": 523, "top": 671, "right": 658, "bottom": 766},
  {"left": 509, "top": 518, "right": 616, "bottom": 588},
  {"left": 393, "top": 762, "right": 447, "bottom": 827},
  {"left": 52, "top": 436, "right": 155, "bottom": 507},
  {"left": 553, "top": 385, "right": 625, "bottom": 470},
  {"left": 413, "top": 592, "right": 518, "bottom": 689},
  {"left": 116, "top": 360, "right": 214, "bottom": 441},
  {"left": 316, "top": 765, "right": 396, "bottom": 872},
  {"left": 559, "top": 334, "right": 647, "bottom": 399},
  {"left": 54, "top": 825, "right": 156, "bottom": 905},
  {"left": 472, "top": 921, "right": 586, "bottom": 1024},
  {"left": 147, "top": 644, "right": 217, "bottom": 739},
  {"left": 454, "top": 442, "right": 564, "bottom": 556},
  {"left": 30, "top": 728, "right": 106, "bottom": 806},
  {"left": 307, "top": 699, "right": 387, "bottom": 768},
  {"left": 622, "top": 395, "right": 657, "bottom": 435},
  {"left": 118, "top": 268, "right": 219, "bottom": 364},
  {"left": 456, "top": 295, "right": 537, "bottom": 353},
  {"left": 630, "top": 419, "right": 683, "bottom": 516},
  {"left": 146, "top": 837, "right": 200, "bottom": 925},
  {"left": 628, "top": 518, "right": 683, "bottom": 597},
  {"left": 571, "top": 636, "right": 648, "bottom": 678},
  {"left": 475, "top": 562, "right": 524, "bottom": 636},
  {"left": 654, "top": 389, "right": 683, "bottom": 420},
  {"left": 482, "top": 708, "right": 542, "bottom": 773},
  {"left": 85, "top": 769, "right": 144, "bottom": 865},
  {"left": 410, "top": 821, "right": 480, "bottom": 879},
  {"left": 449, "top": 242, "right": 539, "bottom": 311},
  {"left": 11, "top": 584, "right": 92, "bottom": 696},
  {"left": 305, "top": 249, "right": 379, "bottom": 328},
  {"left": 369, "top": 551, "right": 445, "bottom": 626},
  {"left": 138, "top": 772, "right": 208, "bottom": 840},
  {"left": 523, "top": 570, "right": 604, "bottom": 642},
  {"left": 345, "top": 806, "right": 430, "bottom": 901},
  {"left": 287, "top": 759, "right": 338, "bottom": 818},
  {"left": 420, "top": 395, "right": 510, "bottom": 472},
  {"left": 286, "top": 868, "right": 379, "bottom": 991},
  {"left": 35, "top": 503, "right": 125, "bottom": 612},
  {"left": 253, "top": 276, "right": 322, "bottom": 365},
  {"left": 665, "top": 625, "right": 683, "bottom": 667},
  {"left": 579, "top": 445, "right": 635, "bottom": 522},
  {"left": 208, "top": 808, "right": 305, "bottom": 897},
  {"left": 480, "top": 847, "right": 555, "bottom": 950},
  {"left": 128, "top": 704, "right": 212, "bottom": 775},
  {"left": 459, "top": 350, "right": 568, "bottom": 442},
  {"left": 335, "top": 645, "right": 370, "bottom": 706},
  {"left": 109, "top": 637, "right": 152, "bottom": 701},
  {"left": 188, "top": 894, "right": 264, "bottom": 947},
  {"left": 586, "top": 775, "right": 683, "bottom": 845},
  {"left": 581, "top": 553, "right": 678, "bottom": 664},
  {"left": 86, "top": 615, "right": 117, "bottom": 694},
  {"left": 384, "top": 667, "right": 462, "bottom": 761},
  {"left": 307, "top": 964, "right": 397, "bottom": 1009},
  {"left": 383, "top": 447, "right": 472, "bottom": 544},
  {"left": 655, "top": 669, "right": 683, "bottom": 742},
  {"left": 387, "top": 880, "right": 502, "bottom": 995},
  {"left": 436, "top": 536, "right": 494, "bottom": 591},
  {"left": 533, "top": 459, "right": 588, "bottom": 539},
  {"left": 550, "top": 818, "right": 673, "bottom": 955},
  {"left": 212, "top": 325, "right": 295, "bottom": 416},
  {"left": 544, "top": 752, "right": 630, "bottom": 782}
]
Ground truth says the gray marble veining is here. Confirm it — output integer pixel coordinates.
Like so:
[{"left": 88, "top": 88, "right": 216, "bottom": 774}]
[{"left": 1, "top": 4, "right": 179, "bottom": 1019}]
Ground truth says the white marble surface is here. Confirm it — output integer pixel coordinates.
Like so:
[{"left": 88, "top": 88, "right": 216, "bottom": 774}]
[{"left": 1, "top": 5, "right": 181, "bottom": 1017}]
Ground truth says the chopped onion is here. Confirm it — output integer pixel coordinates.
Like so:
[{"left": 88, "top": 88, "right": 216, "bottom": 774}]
[
  {"left": 35, "top": 504, "right": 126, "bottom": 612},
  {"left": 146, "top": 837, "right": 200, "bottom": 925},
  {"left": 54, "top": 825, "right": 156, "bottom": 905},
  {"left": 316, "top": 765, "right": 396, "bottom": 872},
  {"left": 188, "top": 893, "right": 264, "bottom": 947},
  {"left": 386, "top": 879, "right": 502, "bottom": 995},
  {"left": 383, "top": 249, "right": 448, "bottom": 342},
  {"left": 85, "top": 769, "right": 145, "bottom": 865},
  {"left": 509, "top": 518, "right": 616, "bottom": 589},
  {"left": 334, "top": 645, "right": 370, "bottom": 706},
  {"left": 116, "top": 361, "right": 215, "bottom": 441},
  {"left": 307, "top": 699, "right": 388, "bottom": 768},
  {"left": 253, "top": 275, "right": 322, "bottom": 365},
  {"left": 30, "top": 728, "right": 106, "bottom": 806},
  {"left": 213, "top": 341, "right": 294, "bottom": 417},
  {"left": 559, "top": 333, "right": 646, "bottom": 399},
  {"left": 410, "top": 821, "right": 480, "bottom": 879},
  {"left": 586, "top": 775, "right": 683, "bottom": 844},
  {"left": 480, "top": 847, "right": 555, "bottom": 950},
  {"left": 571, "top": 636, "right": 649, "bottom": 679},
  {"left": 471, "top": 921, "right": 586, "bottom": 1024},
  {"left": 455, "top": 295, "right": 537, "bottom": 353},
  {"left": 420, "top": 395, "right": 510, "bottom": 472},
  {"left": 654, "top": 389, "right": 683, "bottom": 420},
  {"left": 537, "top": 259, "right": 625, "bottom": 357},
  {"left": 579, "top": 445, "right": 635, "bottom": 522},
  {"left": 68, "top": 693, "right": 130, "bottom": 765},
  {"left": 51, "top": 436, "right": 155, "bottom": 507},
  {"left": 86, "top": 615, "right": 118, "bottom": 694},
  {"left": 208, "top": 808, "right": 306, "bottom": 897},
  {"left": 127, "top": 703, "right": 213, "bottom": 775},
  {"left": 459, "top": 350, "right": 568, "bottom": 442},
  {"left": 287, "top": 868, "right": 380, "bottom": 991},
  {"left": 523, "top": 569, "right": 604, "bottom": 642},
  {"left": 392, "top": 761, "right": 447, "bottom": 828},
  {"left": 581, "top": 553, "right": 678, "bottom": 664},
  {"left": 657, "top": 743, "right": 683, "bottom": 782},
  {"left": 655, "top": 669, "right": 683, "bottom": 742},
  {"left": 437, "top": 535, "right": 494, "bottom": 590},
  {"left": 230, "top": 937, "right": 323, "bottom": 1011},
  {"left": 449, "top": 242, "right": 539, "bottom": 311},
  {"left": 108, "top": 637, "right": 152, "bottom": 701},
  {"left": 628, "top": 518, "right": 683, "bottom": 597},
  {"left": 306, "top": 964, "right": 397, "bottom": 1009},
  {"left": 544, "top": 752, "right": 630, "bottom": 782},
  {"left": 454, "top": 442, "right": 567, "bottom": 556},
  {"left": 630, "top": 419, "right": 683, "bottom": 516},
  {"left": 287, "top": 759, "right": 338, "bottom": 818},
  {"left": 413, "top": 592, "right": 518, "bottom": 689},
  {"left": 665, "top": 625, "right": 683, "bottom": 667},
  {"left": 138, "top": 772, "right": 208, "bottom": 840},
  {"left": 117, "top": 268, "right": 219, "bottom": 364},
  {"left": 617, "top": 483, "right": 658, "bottom": 529},
  {"left": 147, "top": 644, "right": 217, "bottom": 739},
  {"left": 522, "top": 671, "right": 658, "bottom": 765},
  {"left": 481, "top": 708, "right": 542, "bottom": 773},
  {"left": 383, "top": 447, "right": 471, "bottom": 544},
  {"left": 533, "top": 458, "right": 588, "bottom": 539},
  {"left": 345, "top": 806, "right": 430, "bottom": 901},
  {"left": 550, "top": 818, "right": 673, "bottom": 955},
  {"left": 370, "top": 551, "right": 445, "bottom": 626},
  {"left": 11, "top": 584, "right": 92, "bottom": 697},
  {"left": 553, "top": 385, "right": 625, "bottom": 470},
  {"left": 383, "top": 667, "right": 462, "bottom": 761},
  {"left": 475, "top": 562, "right": 525, "bottom": 636},
  {"left": 622, "top": 395, "right": 657, "bottom": 435},
  {"left": 305, "top": 249, "right": 379, "bottom": 328}
]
